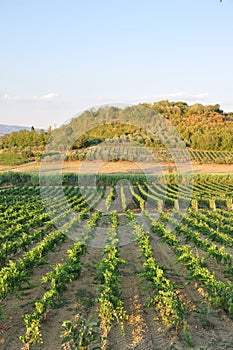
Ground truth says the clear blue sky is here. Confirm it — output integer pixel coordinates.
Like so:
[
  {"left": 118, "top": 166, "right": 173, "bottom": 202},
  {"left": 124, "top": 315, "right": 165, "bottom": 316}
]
[{"left": 0, "top": 0, "right": 232, "bottom": 128}]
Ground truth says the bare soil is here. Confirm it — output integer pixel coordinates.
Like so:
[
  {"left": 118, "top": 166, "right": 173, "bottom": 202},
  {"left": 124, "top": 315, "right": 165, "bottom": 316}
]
[
  {"left": 1, "top": 214, "right": 233, "bottom": 350},
  {"left": 0, "top": 160, "right": 232, "bottom": 174}
]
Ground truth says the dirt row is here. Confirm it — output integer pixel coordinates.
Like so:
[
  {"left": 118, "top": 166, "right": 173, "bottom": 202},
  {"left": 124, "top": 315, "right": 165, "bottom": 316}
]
[{"left": 0, "top": 214, "right": 233, "bottom": 349}]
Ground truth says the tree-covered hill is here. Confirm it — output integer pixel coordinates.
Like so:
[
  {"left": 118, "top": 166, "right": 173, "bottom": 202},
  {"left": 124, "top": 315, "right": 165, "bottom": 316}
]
[
  {"left": 0, "top": 127, "right": 52, "bottom": 165},
  {"left": 0, "top": 126, "right": 51, "bottom": 150},
  {"left": 143, "top": 101, "right": 233, "bottom": 151},
  {"left": 1, "top": 101, "right": 233, "bottom": 166},
  {"left": 51, "top": 101, "right": 233, "bottom": 152}
]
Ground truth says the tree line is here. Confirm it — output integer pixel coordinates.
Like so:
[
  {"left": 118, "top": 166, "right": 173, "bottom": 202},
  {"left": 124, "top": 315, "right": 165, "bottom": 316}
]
[{"left": 1, "top": 101, "right": 233, "bottom": 164}]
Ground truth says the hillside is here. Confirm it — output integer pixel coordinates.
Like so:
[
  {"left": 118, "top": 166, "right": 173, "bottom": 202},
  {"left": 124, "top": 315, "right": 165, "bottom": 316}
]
[
  {"left": 1, "top": 101, "right": 233, "bottom": 166},
  {"left": 144, "top": 101, "right": 233, "bottom": 150},
  {"left": 50, "top": 101, "right": 233, "bottom": 152},
  {"left": 0, "top": 126, "right": 52, "bottom": 165}
]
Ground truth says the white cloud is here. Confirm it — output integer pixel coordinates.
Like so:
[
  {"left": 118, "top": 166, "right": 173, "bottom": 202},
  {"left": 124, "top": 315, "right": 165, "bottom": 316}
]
[
  {"left": 2, "top": 92, "right": 58, "bottom": 102},
  {"left": 34, "top": 92, "right": 58, "bottom": 101}
]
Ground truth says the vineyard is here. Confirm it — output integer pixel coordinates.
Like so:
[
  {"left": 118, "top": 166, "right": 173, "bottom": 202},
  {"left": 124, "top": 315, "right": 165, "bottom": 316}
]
[
  {"left": 66, "top": 143, "right": 233, "bottom": 164},
  {"left": 0, "top": 174, "right": 233, "bottom": 349}
]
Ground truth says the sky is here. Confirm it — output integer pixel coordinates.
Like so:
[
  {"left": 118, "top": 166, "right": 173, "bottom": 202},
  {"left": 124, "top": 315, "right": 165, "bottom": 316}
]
[{"left": 0, "top": 0, "right": 232, "bottom": 129}]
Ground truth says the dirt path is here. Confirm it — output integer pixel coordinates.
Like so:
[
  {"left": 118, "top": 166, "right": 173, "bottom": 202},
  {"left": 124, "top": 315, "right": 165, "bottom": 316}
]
[
  {"left": 114, "top": 242, "right": 172, "bottom": 350},
  {"left": 37, "top": 247, "right": 102, "bottom": 350},
  {"left": 0, "top": 160, "right": 233, "bottom": 174}
]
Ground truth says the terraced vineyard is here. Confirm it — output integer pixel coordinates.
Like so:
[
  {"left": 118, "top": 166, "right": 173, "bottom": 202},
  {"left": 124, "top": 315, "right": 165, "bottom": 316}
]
[
  {"left": 67, "top": 143, "right": 233, "bottom": 164},
  {"left": 0, "top": 174, "right": 233, "bottom": 350}
]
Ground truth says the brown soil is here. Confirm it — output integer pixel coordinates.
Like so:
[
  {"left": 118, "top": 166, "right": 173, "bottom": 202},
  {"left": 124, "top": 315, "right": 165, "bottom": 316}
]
[
  {"left": 0, "top": 160, "right": 232, "bottom": 174},
  {"left": 1, "top": 214, "right": 233, "bottom": 350}
]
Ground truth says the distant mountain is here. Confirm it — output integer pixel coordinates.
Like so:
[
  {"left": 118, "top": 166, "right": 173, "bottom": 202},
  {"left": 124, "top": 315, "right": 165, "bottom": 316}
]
[{"left": 0, "top": 124, "right": 31, "bottom": 137}]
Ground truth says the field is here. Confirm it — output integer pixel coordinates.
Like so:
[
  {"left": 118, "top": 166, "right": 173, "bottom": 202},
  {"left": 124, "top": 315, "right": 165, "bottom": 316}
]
[
  {"left": 66, "top": 146, "right": 233, "bottom": 165},
  {"left": 0, "top": 173, "right": 233, "bottom": 350},
  {"left": 0, "top": 159, "right": 233, "bottom": 175}
]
